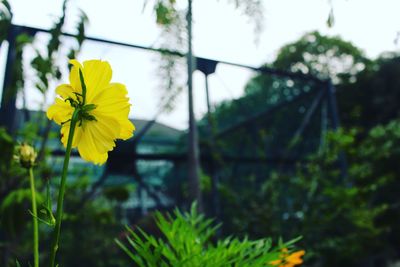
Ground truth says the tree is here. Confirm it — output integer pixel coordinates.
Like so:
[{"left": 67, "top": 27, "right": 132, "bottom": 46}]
[
  {"left": 273, "top": 31, "right": 369, "bottom": 84},
  {"left": 193, "top": 32, "right": 400, "bottom": 266},
  {"left": 337, "top": 53, "right": 400, "bottom": 129}
]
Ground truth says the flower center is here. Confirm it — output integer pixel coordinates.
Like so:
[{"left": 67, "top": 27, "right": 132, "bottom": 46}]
[
  {"left": 78, "top": 103, "right": 97, "bottom": 124},
  {"left": 62, "top": 68, "right": 97, "bottom": 126}
]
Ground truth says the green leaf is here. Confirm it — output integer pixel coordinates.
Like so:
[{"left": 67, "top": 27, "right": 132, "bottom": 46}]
[
  {"left": 327, "top": 7, "right": 335, "bottom": 28},
  {"left": 82, "top": 104, "right": 97, "bottom": 111},
  {"left": 79, "top": 68, "right": 87, "bottom": 104},
  {"left": 116, "top": 204, "right": 300, "bottom": 266}
]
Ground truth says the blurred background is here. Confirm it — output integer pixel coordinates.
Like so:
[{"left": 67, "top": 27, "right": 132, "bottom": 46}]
[{"left": 1, "top": 0, "right": 400, "bottom": 266}]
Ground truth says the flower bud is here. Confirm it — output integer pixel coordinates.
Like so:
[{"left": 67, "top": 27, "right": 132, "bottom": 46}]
[{"left": 14, "top": 143, "right": 37, "bottom": 169}]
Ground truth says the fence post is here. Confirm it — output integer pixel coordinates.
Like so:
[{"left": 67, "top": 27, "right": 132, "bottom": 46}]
[
  {"left": 327, "top": 79, "right": 348, "bottom": 179},
  {"left": 0, "top": 25, "right": 18, "bottom": 133},
  {"left": 186, "top": 0, "right": 203, "bottom": 210}
]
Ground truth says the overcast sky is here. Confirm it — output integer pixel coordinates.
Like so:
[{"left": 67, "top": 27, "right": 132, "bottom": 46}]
[{"left": 3, "top": 0, "right": 400, "bottom": 129}]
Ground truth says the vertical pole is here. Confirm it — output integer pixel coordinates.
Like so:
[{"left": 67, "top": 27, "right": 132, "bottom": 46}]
[
  {"left": 205, "top": 74, "right": 211, "bottom": 114},
  {"left": 327, "top": 79, "right": 348, "bottom": 179},
  {"left": 0, "top": 25, "right": 18, "bottom": 133},
  {"left": 186, "top": 0, "right": 202, "bottom": 210},
  {"left": 204, "top": 74, "right": 220, "bottom": 220},
  {"left": 327, "top": 80, "right": 340, "bottom": 130},
  {"left": 319, "top": 99, "right": 328, "bottom": 151},
  {"left": 132, "top": 142, "right": 145, "bottom": 216}
]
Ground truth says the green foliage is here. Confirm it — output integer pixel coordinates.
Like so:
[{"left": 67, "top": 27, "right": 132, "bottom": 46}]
[
  {"left": 103, "top": 185, "right": 132, "bottom": 202},
  {"left": 68, "top": 9, "right": 88, "bottom": 59},
  {"left": 194, "top": 31, "right": 400, "bottom": 267},
  {"left": 337, "top": 55, "right": 400, "bottom": 128},
  {"left": 144, "top": 0, "right": 265, "bottom": 113},
  {"left": 0, "top": 2, "right": 33, "bottom": 109},
  {"left": 147, "top": 0, "right": 264, "bottom": 35},
  {"left": 31, "top": 0, "right": 87, "bottom": 94},
  {"left": 0, "top": 1, "right": 89, "bottom": 265},
  {"left": 3, "top": 33, "right": 32, "bottom": 105},
  {"left": 53, "top": 177, "right": 130, "bottom": 267},
  {"left": 116, "top": 204, "right": 300, "bottom": 267},
  {"left": 220, "top": 121, "right": 400, "bottom": 266},
  {"left": 226, "top": 0, "right": 264, "bottom": 37},
  {"left": 0, "top": 127, "right": 13, "bottom": 168},
  {"left": 273, "top": 31, "right": 369, "bottom": 83},
  {"left": 154, "top": 0, "right": 178, "bottom": 26},
  {"left": 1, "top": 188, "right": 42, "bottom": 237},
  {"left": 0, "top": 0, "right": 12, "bottom": 41},
  {"left": 326, "top": 6, "right": 334, "bottom": 28},
  {"left": 199, "top": 31, "right": 371, "bottom": 166}
]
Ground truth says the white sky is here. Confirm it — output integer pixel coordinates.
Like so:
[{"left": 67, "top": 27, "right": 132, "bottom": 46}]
[{"left": 3, "top": 0, "right": 400, "bottom": 129}]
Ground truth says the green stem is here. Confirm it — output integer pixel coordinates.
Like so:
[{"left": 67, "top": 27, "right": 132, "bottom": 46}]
[
  {"left": 29, "top": 167, "right": 39, "bottom": 267},
  {"left": 49, "top": 109, "right": 79, "bottom": 267}
]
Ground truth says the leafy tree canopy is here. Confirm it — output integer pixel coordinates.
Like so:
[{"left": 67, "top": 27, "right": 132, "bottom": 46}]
[{"left": 273, "top": 31, "right": 370, "bottom": 84}]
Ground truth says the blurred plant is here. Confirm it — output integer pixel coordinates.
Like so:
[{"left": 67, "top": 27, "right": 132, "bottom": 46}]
[
  {"left": 337, "top": 54, "right": 400, "bottom": 129},
  {"left": 272, "top": 31, "right": 369, "bottom": 84},
  {"left": 0, "top": 1, "right": 88, "bottom": 265},
  {"left": 189, "top": 32, "right": 400, "bottom": 267},
  {"left": 30, "top": 0, "right": 88, "bottom": 162},
  {"left": 14, "top": 143, "right": 37, "bottom": 169},
  {"left": 326, "top": 0, "right": 335, "bottom": 28},
  {"left": 30, "top": 0, "right": 88, "bottom": 96},
  {"left": 0, "top": 0, "right": 12, "bottom": 41},
  {"left": 147, "top": 0, "right": 264, "bottom": 38},
  {"left": 54, "top": 175, "right": 131, "bottom": 267},
  {"left": 116, "top": 203, "right": 304, "bottom": 267},
  {"left": 218, "top": 121, "right": 400, "bottom": 266},
  {"left": 14, "top": 143, "right": 39, "bottom": 267},
  {"left": 0, "top": 131, "right": 47, "bottom": 266},
  {"left": 141, "top": 0, "right": 265, "bottom": 113}
]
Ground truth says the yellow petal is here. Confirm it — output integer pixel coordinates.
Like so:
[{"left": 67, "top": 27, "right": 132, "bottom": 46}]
[
  {"left": 60, "top": 123, "right": 83, "bottom": 148},
  {"left": 93, "top": 82, "right": 127, "bottom": 99},
  {"left": 91, "top": 83, "right": 129, "bottom": 110},
  {"left": 91, "top": 83, "right": 135, "bottom": 139},
  {"left": 118, "top": 118, "right": 135, "bottom": 140},
  {"left": 68, "top": 59, "right": 83, "bottom": 94},
  {"left": 82, "top": 60, "right": 112, "bottom": 102},
  {"left": 94, "top": 102, "right": 130, "bottom": 122},
  {"left": 47, "top": 98, "right": 73, "bottom": 125},
  {"left": 84, "top": 118, "right": 120, "bottom": 153},
  {"left": 49, "top": 59, "right": 132, "bottom": 165},
  {"left": 77, "top": 125, "right": 108, "bottom": 165},
  {"left": 92, "top": 109, "right": 134, "bottom": 140},
  {"left": 55, "top": 84, "right": 79, "bottom": 100}
]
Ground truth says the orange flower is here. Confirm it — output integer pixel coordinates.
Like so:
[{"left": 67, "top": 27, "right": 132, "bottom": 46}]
[{"left": 269, "top": 248, "right": 305, "bottom": 267}]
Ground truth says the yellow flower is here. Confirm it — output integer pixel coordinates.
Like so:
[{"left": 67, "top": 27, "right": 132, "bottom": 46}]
[
  {"left": 47, "top": 59, "right": 135, "bottom": 165},
  {"left": 269, "top": 248, "right": 305, "bottom": 267}
]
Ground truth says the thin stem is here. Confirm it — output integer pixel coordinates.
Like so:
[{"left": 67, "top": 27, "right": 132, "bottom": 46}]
[
  {"left": 49, "top": 108, "right": 79, "bottom": 267},
  {"left": 29, "top": 167, "right": 39, "bottom": 267},
  {"left": 79, "top": 69, "right": 87, "bottom": 105}
]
